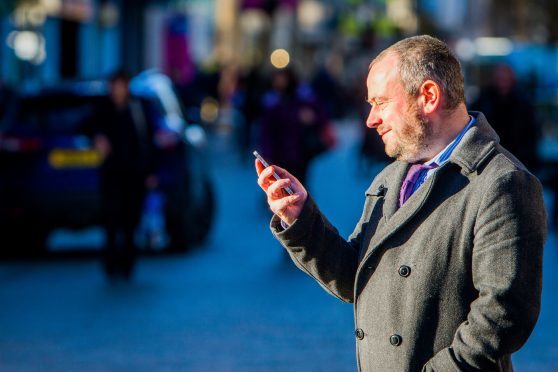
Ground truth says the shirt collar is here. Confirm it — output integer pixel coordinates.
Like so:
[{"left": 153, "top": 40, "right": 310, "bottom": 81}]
[{"left": 425, "top": 115, "right": 476, "bottom": 167}]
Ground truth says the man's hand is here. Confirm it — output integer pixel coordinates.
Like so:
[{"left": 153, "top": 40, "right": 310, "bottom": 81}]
[{"left": 255, "top": 160, "right": 307, "bottom": 225}]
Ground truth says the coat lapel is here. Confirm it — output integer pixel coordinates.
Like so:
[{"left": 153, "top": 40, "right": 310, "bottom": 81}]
[
  {"left": 384, "top": 166, "right": 439, "bottom": 233},
  {"left": 382, "top": 162, "right": 408, "bottom": 221},
  {"left": 359, "top": 165, "right": 440, "bottom": 266}
]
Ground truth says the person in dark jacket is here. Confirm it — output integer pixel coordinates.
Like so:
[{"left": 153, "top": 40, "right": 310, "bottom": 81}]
[
  {"left": 256, "top": 67, "right": 333, "bottom": 187},
  {"left": 92, "top": 70, "right": 155, "bottom": 280},
  {"left": 471, "top": 63, "right": 540, "bottom": 172},
  {"left": 255, "top": 36, "right": 546, "bottom": 371}
]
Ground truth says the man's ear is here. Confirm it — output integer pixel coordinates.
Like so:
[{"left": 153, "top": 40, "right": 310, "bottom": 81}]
[{"left": 418, "top": 80, "right": 441, "bottom": 114}]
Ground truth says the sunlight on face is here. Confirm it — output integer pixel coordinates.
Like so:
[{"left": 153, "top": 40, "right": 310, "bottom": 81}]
[
  {"left": 366, "top": 53, "right": 432, "bottom": 162},
  {"left": 388, "top": 101, "right": 431, "bottom": 162}
]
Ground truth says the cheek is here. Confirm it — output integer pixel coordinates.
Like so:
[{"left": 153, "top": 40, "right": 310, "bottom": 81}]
[
  {"left": 399, "top": 122, "right": 418, "bottom": 144},
  {"left": 384, "top": 111, "right": 402, "bottom": 135}
]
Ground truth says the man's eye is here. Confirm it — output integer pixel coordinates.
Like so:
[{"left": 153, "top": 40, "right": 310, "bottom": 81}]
[{"left": 368, "top": 99, "right": 386, "bottom": 109}]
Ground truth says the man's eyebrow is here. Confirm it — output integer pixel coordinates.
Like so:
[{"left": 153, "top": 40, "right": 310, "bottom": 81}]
[{"left": 366, "top": 96, "right": 387, "bottom": 103}]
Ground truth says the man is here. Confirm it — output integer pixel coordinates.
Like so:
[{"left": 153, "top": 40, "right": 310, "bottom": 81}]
[
  {"left": 255, "top": 35, "right": 546, "bottom": 371},
  {"left": 91, "top": 70, "right": 155, "bottom": 280}
]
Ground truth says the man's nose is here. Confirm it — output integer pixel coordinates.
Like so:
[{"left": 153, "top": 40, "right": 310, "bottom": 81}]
[{"left": 366, "top": 107, "right": 382, "bottom": 128}]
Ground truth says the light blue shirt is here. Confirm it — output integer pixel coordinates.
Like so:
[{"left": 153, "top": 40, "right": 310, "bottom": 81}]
[{"left": 411, "top": 115, "right": 476, "bottom": 194}]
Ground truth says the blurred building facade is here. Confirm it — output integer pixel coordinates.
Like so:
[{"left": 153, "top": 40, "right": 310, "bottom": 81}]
[
  {"left": 1, "top": 0, "right": 558, "bottom": 107},
  {"left": 1, "top": 0, "right": 120, "bottom": 86}
]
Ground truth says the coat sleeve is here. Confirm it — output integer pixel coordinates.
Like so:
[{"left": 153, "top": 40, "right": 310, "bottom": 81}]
[
  {"left": 424, "top": 170, "right": 546, "bottom": 371},
  {"left": 271, "top": 193, "right": 374, "bottom": 303}
]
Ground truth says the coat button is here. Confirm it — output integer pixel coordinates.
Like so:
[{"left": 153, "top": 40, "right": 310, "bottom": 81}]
[
  {"left": 398, "top": 265, "right": 411, "bottom": 277},
  {"left": 390, "top": 334, "right": 402, "bottom": 346},
  {"left": 355, "top": 328, "right": 365, "bottom": 340}
]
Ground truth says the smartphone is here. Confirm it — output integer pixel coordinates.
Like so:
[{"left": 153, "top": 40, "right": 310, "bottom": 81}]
[{"left": 253, "top": 150, "right": 294, "bottom": 195}]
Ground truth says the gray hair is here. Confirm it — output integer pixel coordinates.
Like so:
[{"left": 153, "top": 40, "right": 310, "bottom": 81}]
[{"left": 370, "top": 35, "right": 465, "bottom": 110}]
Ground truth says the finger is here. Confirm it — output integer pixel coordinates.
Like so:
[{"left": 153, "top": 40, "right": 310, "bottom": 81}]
[
  {"left": 257, "top": 165, "right": 274, "bottom": 182},
  {"left": 257, "top": 166, "right": 279, "bottom": 190},
  {"left": 255, "top": 159, "right": 265, "bottom": 175},
  {"left": 267, "top": 179, "right": 292, "bottom": 198},
  {"left": 261, "top": 165, "right": 276, "bottom": 179},
  {"left": 268, "top": 165, "right": 301, "bottom": 189},
  {"left": 258, "top": 167, "right": 276, "bottom": 192},
  {"left": 269, "top": 165, "right": 290, "bottom": 178},
  {"left": 257, "top": 169, "right": 273, "bottom": 190},
  {"left": 257, "top": 175, "right": 267, "bottom": 191},
  {"left": 269, "top": 194, "right": 301, "bottom": 212}
]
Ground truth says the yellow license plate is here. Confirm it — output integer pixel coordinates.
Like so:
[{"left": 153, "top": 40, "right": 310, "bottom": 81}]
[{"left": 48, "top": 148, "right": 102, "bottom": 169}]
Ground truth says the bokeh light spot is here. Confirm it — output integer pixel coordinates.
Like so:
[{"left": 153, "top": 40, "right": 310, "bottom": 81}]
[{"left": 270, "top": 49, "right": 290, "bottom": 69}]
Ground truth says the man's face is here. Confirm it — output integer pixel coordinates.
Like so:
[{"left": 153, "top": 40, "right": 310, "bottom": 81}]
[{"left": 366, "top": 53, "right": 431, "bottom": 162}]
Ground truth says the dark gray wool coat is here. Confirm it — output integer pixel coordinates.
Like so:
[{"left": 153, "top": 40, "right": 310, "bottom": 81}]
[{"left": 271, "top": 112, "right": 547, "bottom": 371}]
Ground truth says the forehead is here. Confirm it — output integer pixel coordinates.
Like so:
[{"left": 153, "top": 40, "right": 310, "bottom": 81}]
[{"left": 366, "top": 53, "right": 403, "bottom": 97}]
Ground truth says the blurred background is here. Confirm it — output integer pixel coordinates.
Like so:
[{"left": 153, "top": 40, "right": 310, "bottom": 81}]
[{"left": 0, "top": 0, "right": 557, "bottom": 370}]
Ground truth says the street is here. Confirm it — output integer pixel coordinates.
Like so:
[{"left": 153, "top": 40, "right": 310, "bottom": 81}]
[{"left": 0, "top": 121, "right": 557, "bottom": 371}]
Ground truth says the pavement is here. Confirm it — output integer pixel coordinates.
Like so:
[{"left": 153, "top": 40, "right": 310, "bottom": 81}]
[{"left": 0, "top": 120, "right": 557, "bottom": 371}]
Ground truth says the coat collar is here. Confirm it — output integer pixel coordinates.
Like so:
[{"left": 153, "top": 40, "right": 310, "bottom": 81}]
[
  {"left": 357, "top": 111, "right": 499, "bottom": 272},
  {"left": 447, "top": 111, "right": 499, "bottom": 175}
]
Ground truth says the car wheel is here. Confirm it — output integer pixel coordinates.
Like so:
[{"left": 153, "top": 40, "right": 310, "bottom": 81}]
[
  {"left": 165, "top": 176, "right": 215, "bottom": 252},
  {"left": 165, "top": 176, "right": 194, "bottom": 252}
]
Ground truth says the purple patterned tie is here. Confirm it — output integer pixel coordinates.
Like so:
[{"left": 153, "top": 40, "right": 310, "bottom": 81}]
[{"left": 399, "top": 163, "right": 437, "bottom": 207}]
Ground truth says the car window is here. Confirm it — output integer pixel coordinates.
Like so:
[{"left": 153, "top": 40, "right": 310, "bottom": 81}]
[
  {"left": 130, "top": 73, "right": 186, "bottom": 122},
  {"left": 13, "top": 95, "right": 103, "bottom": 135}
]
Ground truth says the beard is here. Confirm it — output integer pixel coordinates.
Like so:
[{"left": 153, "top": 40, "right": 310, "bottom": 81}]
[{"left": 387, "top": 103, "right": 432, "bottom": 162}]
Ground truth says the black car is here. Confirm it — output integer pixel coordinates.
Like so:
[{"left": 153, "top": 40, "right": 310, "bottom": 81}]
[{"left": 0, "top": 70, "right": 215, "bottom": 253}]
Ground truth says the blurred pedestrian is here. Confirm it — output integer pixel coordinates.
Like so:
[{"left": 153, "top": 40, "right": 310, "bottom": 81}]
[
  {"left": 310, "top": 52, "right": 346, "bottom": 120},
  {"left": 471, "top": 64, "right": 558, "bottom": 230},
  {"left": 471, "top": 63, "right": 540, "bottom": 171},
  {"left": 216, "top": 64, "right": 248, "bottom": 161},
  {"left": 236, "top": 66, "right": 266, "bottom": 162},
  {"left": 256, "top": 36, "right": 546, "bottom": 371},
  {"left": 90, "top": 70, "right": 155, "bottom": 281},
  {"left": 256, "top": 67, "right": 334, "bottom": 187}
]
